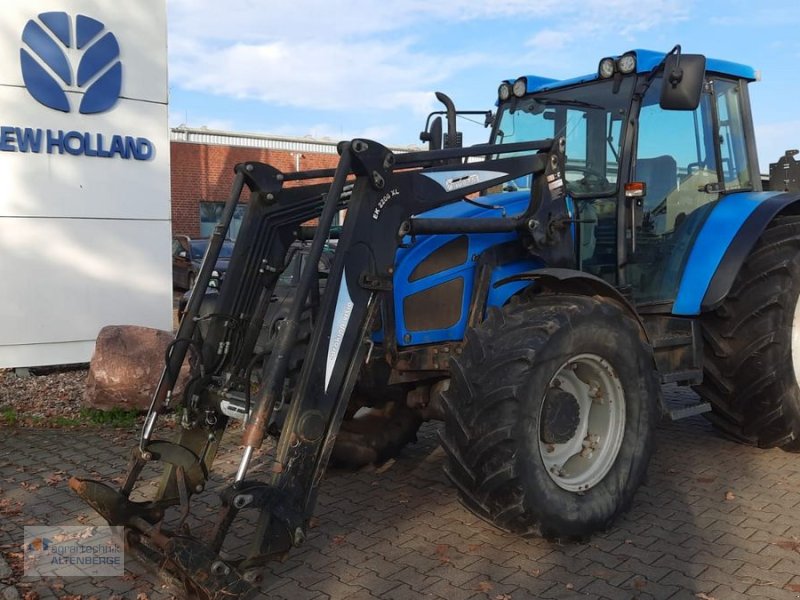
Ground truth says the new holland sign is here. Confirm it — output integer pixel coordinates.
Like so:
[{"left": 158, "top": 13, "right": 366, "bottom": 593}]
[
  {"left": 0, "top": 1, "right": 171, "bottom": 368},
  {"left": 1, "top": 11, "right": 155, "bottom": 161},
  {"left": 1, "top": 127, "right": 154, "bottom": 160}
]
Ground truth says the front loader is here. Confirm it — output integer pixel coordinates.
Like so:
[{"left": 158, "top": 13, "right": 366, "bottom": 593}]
[{"left": 72, "top": 46, "right": 800, "bottom": 598}]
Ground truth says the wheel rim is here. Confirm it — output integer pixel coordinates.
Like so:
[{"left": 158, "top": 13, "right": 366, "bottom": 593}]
[
  {"left": 792, "top": 292, "right": 800, "bottom": 388},
  {"left": 538, "top": 354, "right": 626, "bottom": 492}
]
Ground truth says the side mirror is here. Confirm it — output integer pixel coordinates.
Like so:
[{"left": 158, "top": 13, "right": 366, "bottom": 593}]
[
  {"left": 659, "top": 54, "right": 706, "bottom": 111},
  {"left": 428, "top": 117, "right": 443, "bottom": 151},
  {"left": 420, "top": 115, "right": 443, "bottom": 151}
]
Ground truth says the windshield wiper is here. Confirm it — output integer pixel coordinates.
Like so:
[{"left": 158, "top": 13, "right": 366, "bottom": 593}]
[{"left": 529, "top": 97, "right": 604, "bottom": 111}]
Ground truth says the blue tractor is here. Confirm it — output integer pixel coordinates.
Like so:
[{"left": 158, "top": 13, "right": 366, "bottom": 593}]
[{"left": 72, "top": 47, "right": 800, "bottom": 598}]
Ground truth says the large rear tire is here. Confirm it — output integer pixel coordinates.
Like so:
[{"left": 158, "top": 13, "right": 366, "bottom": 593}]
[
  {"left": 442, "top": 294, "right": 660, "bottom": 540},
  {"left": 695, "top": 215, "right": 800, "bottom": 452}
]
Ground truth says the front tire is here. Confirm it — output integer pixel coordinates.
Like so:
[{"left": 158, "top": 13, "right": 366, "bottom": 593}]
[
  {"left": 442, "top": 294, "right": 659, "bottom": 540},
  {"left": 696, "top": 214, "right": 800, "bottom": 452}
]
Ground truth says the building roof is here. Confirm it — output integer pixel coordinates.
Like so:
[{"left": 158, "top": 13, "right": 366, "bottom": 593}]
[{"left": 170, "top": 126, "right": 420, "bottom": 154}]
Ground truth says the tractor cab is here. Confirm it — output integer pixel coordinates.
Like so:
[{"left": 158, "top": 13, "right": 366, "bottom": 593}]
[{"left": 491, "top": 48, "right": 760, "bottom": 308}]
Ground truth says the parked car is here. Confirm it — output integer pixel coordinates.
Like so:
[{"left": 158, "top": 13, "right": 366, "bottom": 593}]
[{"left": 172, "top": 235, "right": 235, "bottom": 290}]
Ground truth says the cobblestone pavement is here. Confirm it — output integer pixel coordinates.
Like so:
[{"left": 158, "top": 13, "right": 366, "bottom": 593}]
[{"left": 1, "top": 387, "right": 799, "bottom": 600}]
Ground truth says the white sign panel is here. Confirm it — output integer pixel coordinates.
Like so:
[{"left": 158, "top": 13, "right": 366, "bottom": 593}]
[{"left": 0, "top": 0, "right": 171, "bottom": 367}]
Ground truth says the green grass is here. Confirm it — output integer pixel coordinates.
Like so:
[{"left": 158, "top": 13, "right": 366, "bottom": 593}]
[
  {"left": 1, "top": 407, "right": 18, "bottom": 426},
  {"left": 0, "top": 405, "right": 138, "bottom": 428},
  {"left": 79, "top": 407, "right": 139, "bottom": 428}
]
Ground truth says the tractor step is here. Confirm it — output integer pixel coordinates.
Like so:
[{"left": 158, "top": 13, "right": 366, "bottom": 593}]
[{"left": 669, "top": 401, "right": 711, "bottom": 421}]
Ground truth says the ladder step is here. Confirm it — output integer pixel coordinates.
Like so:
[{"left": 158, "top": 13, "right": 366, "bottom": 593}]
[{"left": 669, "top": 402, "right": 711, "bottom": 421}]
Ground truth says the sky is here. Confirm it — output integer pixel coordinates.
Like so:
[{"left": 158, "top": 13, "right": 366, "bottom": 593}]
[{"left": 166, "top": 0, "right": 800, "bottom": 171}]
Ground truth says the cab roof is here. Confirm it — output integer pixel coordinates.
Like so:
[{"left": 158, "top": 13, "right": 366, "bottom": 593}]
[{"left": 511, "top": 49, "right": 757, "bottom": 95}]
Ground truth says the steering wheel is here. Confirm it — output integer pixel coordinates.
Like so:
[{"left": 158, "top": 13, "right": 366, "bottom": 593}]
[{"left": 565, "top": 166, "right": 609, "bottom": 193}]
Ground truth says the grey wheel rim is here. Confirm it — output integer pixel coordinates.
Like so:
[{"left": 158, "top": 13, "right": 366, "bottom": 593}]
[{"left": 538, "top": 354, "right": 626, "bottom": 492}]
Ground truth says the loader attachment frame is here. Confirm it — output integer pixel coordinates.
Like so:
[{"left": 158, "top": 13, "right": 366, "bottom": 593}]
[{"left": 71, "top": 136, "right": 567, "bottom": 599}]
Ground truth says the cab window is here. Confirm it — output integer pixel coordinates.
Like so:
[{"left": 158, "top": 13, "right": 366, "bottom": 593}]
[{"left": 714, "top": 79, "right": 752, "bottom": 191}]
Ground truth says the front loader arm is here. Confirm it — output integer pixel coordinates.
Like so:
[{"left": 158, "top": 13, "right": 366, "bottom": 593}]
[{"left": 71, "top": 136, "right": 566, "bottom": 599}]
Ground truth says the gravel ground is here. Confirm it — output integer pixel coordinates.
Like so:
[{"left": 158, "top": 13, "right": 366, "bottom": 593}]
[{"left": 0, "top": 367, "right": 91, "bottom": 426}]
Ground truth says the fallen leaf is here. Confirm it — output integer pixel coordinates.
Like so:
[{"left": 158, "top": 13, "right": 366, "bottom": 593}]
[
  {"left": 45, "top": 473, "right": 65, "bottom": 486},
  {"left": 0, "top": 498, "right": 22, "bottom": 516},
  {"left": 375, "top": 458, "right": 396, "bottom": 474},
  {"left": 724, "top": 490, "right": 736, "bottom": 501},
  {"left": 136, "top": 593, "right": 150, "bottom": 600},
  {"left": 494, "top": 595, "right": 512, "bottom": 600},
  {"left": 565, "top": 583, "right": 574, "bottom": 590},
  {"left": 696, "top": 476, "right": 716, "bottom": 484},
  {"left": 467, "top": 544, "right": 482, "bottom": 552},
  {"left": 774, "top": 538, "right": 800, "bottom": 553},
  {"left": 331, "top": 535, "right": 346, "bottom": 546},
  {"left": 435, "top": 544, "right": 451, "bottom": 564},
  {"left": 308, "top": 517, "right": 320, "bottom": 529},
  {"left": 632, "top": 577, "right": 647, "bottom": 590},
  {"left": 477, "top": 581, "right": 493, "bottom": 592},
  {"left": 695, "top": 593, "right": 718, "bottom": 600},
  {"left": 785, "top": 584, "right": 800, "bottom": 593}
]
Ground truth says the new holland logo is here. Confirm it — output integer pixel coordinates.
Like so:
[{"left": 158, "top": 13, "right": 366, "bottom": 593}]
[
  {"left": 20, "top": 12, "right": 122, "bottom": 114},
  {"left": 3, "top": 12, "right": 154, "bottom": 161}
]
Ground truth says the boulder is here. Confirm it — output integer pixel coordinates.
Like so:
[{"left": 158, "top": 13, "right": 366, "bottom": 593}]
[{"left": 84, "top": 325, "right": 191, "bottom": 411}]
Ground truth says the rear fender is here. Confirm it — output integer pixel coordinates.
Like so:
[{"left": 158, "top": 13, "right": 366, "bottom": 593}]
[{"left": 673, "top": 191, "right": 800, "bottom": 315}]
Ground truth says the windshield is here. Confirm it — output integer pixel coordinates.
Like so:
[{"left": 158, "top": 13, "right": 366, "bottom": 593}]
[{"left": 493, "top": 77, "right": 635, "bottom": 197}]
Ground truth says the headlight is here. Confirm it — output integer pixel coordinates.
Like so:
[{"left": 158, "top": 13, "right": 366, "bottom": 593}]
[
  {"left": 598, "top": 57, "right": 616, "bottom": 79},
  {"left": 498, "top": 82, "right": 512, "bottom": 101},
  {"left": 617, "top": 52, "right": 637, "bottom": 74},
  {"left": 512, "top": 77, "right": 527, "bottom": 97}
]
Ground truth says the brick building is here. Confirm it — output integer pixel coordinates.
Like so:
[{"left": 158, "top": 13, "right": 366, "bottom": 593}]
[{"left": 169, "top": 127, "right": 417, "bottom": 238}]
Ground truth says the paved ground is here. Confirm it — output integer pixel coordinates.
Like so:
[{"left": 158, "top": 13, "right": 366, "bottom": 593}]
[{"left": 1, "top": 386, "right": 800, "bottom": 600}]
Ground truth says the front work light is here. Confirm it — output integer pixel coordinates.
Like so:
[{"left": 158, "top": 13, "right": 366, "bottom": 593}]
[
  {"left": 598, "top": 57, "right": 615, "bottom": 79},
  {"left": 617, "top": 52, "right": 637, "bottom": 74},
  {"left": 498, "top": 82, "right": 512, "bottom": 101},
  {"left": 512, "top": 77, "right": 527, "bottom": 97}
]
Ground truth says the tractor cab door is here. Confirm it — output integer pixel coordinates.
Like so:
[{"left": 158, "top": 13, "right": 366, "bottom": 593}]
[{"left": 627, "top": 74, "right": 755, "bottom": 306}]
